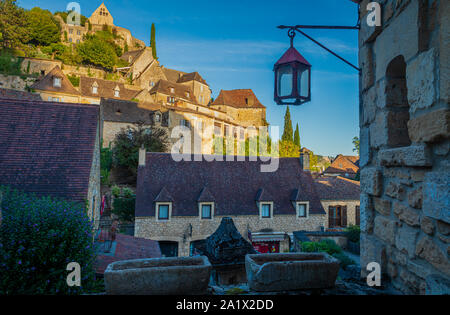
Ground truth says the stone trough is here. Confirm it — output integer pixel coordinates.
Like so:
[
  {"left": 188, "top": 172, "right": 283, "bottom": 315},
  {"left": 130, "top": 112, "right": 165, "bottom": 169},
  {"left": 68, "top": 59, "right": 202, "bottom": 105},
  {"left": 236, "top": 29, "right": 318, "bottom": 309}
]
[
  {"left": 245, "top": 253, "right": 340, "bottom": 292},
  {"left": 104, "top": 256, "right": 212, "bottom": 295}
]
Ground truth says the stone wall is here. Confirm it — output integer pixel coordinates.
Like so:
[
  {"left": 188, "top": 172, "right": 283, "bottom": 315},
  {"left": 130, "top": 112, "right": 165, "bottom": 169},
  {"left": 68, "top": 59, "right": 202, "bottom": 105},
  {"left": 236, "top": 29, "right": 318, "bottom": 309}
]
[
  {"left": 0, "top": 74, "right": 37, "bottom": 91},
  {"left": 135, "top": 214, "right": 326, "bottom": 257},
  {"left": 87, "top": 122, "right": 101, "bottom": 230},
  {"left": 359, "top": 0, "right": 449, "bottom": 294}
]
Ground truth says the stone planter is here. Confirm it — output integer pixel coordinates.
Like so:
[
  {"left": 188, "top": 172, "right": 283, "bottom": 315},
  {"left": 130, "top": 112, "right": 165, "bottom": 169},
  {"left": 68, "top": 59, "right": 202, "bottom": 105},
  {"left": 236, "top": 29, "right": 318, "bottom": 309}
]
[
  {"left": 104, "top": 256, "right": 212, "bottom": 295},
  {"left": 245, "top": 253, "right": 340, "bottom": 292}
]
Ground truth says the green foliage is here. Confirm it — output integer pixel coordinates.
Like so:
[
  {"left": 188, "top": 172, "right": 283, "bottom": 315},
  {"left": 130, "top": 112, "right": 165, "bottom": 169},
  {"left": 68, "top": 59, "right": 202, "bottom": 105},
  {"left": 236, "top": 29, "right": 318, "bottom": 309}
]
[
  {"left": 279, "top": 140, "right": 300, "bottom": 158},
  {"left": 111, "top": 185, "right": 121, "bottom": 198},
  {"left": 352, "top": 136, "right": 360, "bottom": 156},
  {"left": 26, "top": 7, "right": 60, "bottom": 46},
  {"left": 100, "top": 168, "right": 110, "bottom": 186},
  {"left": 150, "top": 23, "right": 157, "bottom": 60},
  {"left": 0, "top": 0, "right": 30, "bottom": 49},
  {"left": 225, "top": 287, "right": 248, "bottom": 295},
  {"left": 309, "top": 152, "right": 320, "bottom": 172},
  {"left": 100, "top": 144, "right": 113, "bottom": 186},
  {"left": 77, "top": 36, "right": 117, "bottom": 70},
  {"left": 282, "top": 106, "right": 293, "bottom": 143},
  {"left": 112, "top": 122, "right": 169, "bottom": 176},
  {"left": 0, "top": 49, "right": 23, "bottom": 75},
  {"left": 112, "top": 188, "right": 136, "bottom": 222},
  {"left": 0, "top": 186, "right": 97, "bottom": 295},
  {"left": 300, "top": 239, "right": 355, "bottom": 269},
  {"left": 67, "top": 74, "right": 79, "bottom": 87},
  {"left": 122, "top": 187, "right": 134, "bottom": 199},
  {"left": 41, "top": 43, "right": 67, "bottom": 60},
  {"left": 345, "top": 225, "right": 361, "bottom": 244},
  {"left": 294, "top": 123, "right": 300, "bottom": 148}
]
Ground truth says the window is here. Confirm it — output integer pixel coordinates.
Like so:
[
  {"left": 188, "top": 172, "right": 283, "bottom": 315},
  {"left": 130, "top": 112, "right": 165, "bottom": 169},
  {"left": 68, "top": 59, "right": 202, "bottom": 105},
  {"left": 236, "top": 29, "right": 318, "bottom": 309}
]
[
  {"left": 200, "top": 85, "right": 204, "bottom": 92},
  {"left": 240, "top": 128, "right": 245, "bottom": 140},
  {"left": 157, "top": 203, "right": 171, "bottom": 221},
  {"left": 199, "top": 203, "right": 213, "bottom": 220},
  {"left": 186, "top": 92, "right": 190, "bottom": 98},
  {"left": 155, "top": 113, "right": 161, "bottom": 123},
  {"left": 167, "top": 96, "right": 175, "bottom": 104},
  {"left": 214, "top": 122, "right": 222, "bottom": 136},
  {"left": 92, "top": 86, "right": 98, "bottom": 94},
  {"left": 328, "top": 206, "right": 347, "bottom": 228},
  {"left": 180, "top": 119, "right": 190, "bottom": 128},
  {"left": 77, "top": 30, "right": 81, "bottom": 35},
  {"left": 114, "top": 89, "right": 120, "bottom": 97},
  {"left": 224, "top": 125, "right": 230, "bottom": 137},
  {"left": 356, "top": 206, "right": 360, "bottom": 226},
  {"left": 69, "top": 38, "right": 72, "bottom": 43},
  {"left": 170, "top": 87, "right": 175, "bottom": 94},
  {"left": 69, "top": 29, "right": 73, "bottom": 34},
  {"left": 260, "top": 203, "right": 272, "bottom": 219},
  {"left": 150, "top": 81, "right": 155, "bottom": 87},
  {"left": 297, "top": 202, "right": 309, "bottom": 218},
  {"left": 76, "top": 39, "right": 80, "bottom": 44},
  {"left": 53, "top": 77, "right": 61, "bottom": 88}
]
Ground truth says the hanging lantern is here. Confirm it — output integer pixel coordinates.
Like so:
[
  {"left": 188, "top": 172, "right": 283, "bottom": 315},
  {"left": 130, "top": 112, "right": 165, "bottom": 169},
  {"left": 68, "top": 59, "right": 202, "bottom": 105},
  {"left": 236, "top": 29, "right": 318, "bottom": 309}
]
[{"left": 274, "top": 30, "right": 311, "bottom": 105}]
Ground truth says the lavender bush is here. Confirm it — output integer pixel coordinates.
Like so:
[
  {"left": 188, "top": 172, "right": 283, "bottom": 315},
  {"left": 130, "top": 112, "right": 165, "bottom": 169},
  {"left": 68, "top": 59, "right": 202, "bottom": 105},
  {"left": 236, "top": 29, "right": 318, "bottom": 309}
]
[{"left": 0, "top": 186, "right": 98, "bottom": 295}]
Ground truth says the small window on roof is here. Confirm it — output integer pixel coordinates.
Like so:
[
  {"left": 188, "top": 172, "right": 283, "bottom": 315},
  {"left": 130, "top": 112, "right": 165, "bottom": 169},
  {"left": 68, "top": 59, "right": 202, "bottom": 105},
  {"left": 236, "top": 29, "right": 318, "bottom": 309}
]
[
  {"left": 157, "top": 203, "right": 171, "bottom": 221},
  {"left": 53, "top": 77, "right": 61, "bottom": 88},
  {"left": 170, "top": 87, "right": 175, "bottom": 94},
  {"left": 92, "top": 86, "right": 98, "bottom": 94},
  {"left": 297, "top": 202, "right": 308, "bottom": 218},
  {"left": 260, "top": 203, "right": 272, "bottom": 219},
  {"left": 200, "top": 203, "right": 213, "bottom": 220}
]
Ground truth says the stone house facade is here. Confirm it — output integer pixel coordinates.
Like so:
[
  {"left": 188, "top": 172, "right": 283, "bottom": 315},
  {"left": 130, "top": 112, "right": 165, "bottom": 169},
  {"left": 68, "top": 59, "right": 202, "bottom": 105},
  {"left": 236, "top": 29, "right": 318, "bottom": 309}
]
[
  {"left": 134, "top": 153, "right": 327, "bottom": 257},
  {"left": 358, "top": 0, "right": 449, "bottom": 294}
]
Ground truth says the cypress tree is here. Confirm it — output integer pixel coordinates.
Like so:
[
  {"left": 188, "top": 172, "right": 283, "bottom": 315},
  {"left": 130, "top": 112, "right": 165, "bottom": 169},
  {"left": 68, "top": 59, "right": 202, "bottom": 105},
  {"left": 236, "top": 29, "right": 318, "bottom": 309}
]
[
  {"left": 294, "top": 123, "right": 300, "bottom": 148},
  {"left": 282, "top": 106, "right": 293, "bottom": 143},
  {"left": 150, "top": 23, "right": 157, "bottom": 60}
]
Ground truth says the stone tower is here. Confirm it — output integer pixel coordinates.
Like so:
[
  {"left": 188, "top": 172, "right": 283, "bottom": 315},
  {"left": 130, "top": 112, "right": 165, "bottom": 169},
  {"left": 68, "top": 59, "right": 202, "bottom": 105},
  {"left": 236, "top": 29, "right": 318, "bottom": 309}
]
[{"left": 89, "top": 3, "right": 114, "bottom": 26}]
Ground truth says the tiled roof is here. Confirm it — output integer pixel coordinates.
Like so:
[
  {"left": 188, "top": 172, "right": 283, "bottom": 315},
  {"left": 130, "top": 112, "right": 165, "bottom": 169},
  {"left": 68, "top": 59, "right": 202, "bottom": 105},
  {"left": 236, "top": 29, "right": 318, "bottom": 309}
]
[
  {"left": 31, "top": 66, "right": 80, "bottom": 95},
  {"left": 149, "top": 79, "right": 198, "bottom": 103},
  {"left": 0, "top": 88, "right": 42, "bottom": 101},
  {"left": 136, "top": 153, "right": 326, "bottom": 217},
  {"left": 314, "top": 176, "right": 360, "bottom": 200},
  {"left": 80, "top": 77, "right": 141, "bottom": 100},
  {"left": 0, "top": 98, "right": 99, "bottom": 203},
  {"left": 101, "top": 98, "right": 153, "bottom": 124},
  {"left": 162, "top": 67, "right": 186, "bottom": 83},
  {"left": 95, "top": 234, "right": 161, "bottom": 274},
  {"left": 324, "top": 155, "right": 360, "bottom": 175},
  {"left": 177, "top": 72, "right": 208, "bottom": 86},
  {"left": 212, "top": 89, "right": 265, "bottom": 109}
]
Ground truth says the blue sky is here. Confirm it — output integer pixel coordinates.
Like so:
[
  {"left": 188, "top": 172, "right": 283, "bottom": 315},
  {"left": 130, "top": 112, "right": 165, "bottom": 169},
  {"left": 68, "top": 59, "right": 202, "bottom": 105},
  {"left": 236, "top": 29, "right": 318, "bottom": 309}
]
[{"left": 19, "top": 0, "right": 360, "bottom": 157}]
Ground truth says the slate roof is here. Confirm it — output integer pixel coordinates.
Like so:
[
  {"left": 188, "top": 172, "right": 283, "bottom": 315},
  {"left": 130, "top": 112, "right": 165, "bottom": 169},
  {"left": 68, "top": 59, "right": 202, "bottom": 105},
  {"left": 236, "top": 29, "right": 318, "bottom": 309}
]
[
  {"left": 80, "top": 77, "right": 141, "bottom": 100},
  {"left": 0, "top": 88, "right": 42, "bottom": 101},
  {"left": 314, "top": 176, "right": 360, "bottom": 200},
  {"left": 212, "top": 89, "right": 265, "bottom": 109},
  {"left": 136, "top": 153, "right": 326, "bottom": 217},
  {"left": 178, "top": 72, "right": 208, "bottom": 86},
  {"left": 149, "top": 79, "right": 198, "bottom": 103},
  {"left": 0, "top": 98, "right": 99, "bottom": 203},
  {"left": 101, "top": 98, "right": 153, "bottom": 124},
  {"left": 324, "top": 154, "right": 360, "bottom": 175},
  {"left": 95, "top": 234, "right": 161, "bottom": 275},
  {"left": 163, "top": 67, "right": 186, "bottom": 83},
  {"left": 31, "top": 66, "right": 80, "bottom": 95}
]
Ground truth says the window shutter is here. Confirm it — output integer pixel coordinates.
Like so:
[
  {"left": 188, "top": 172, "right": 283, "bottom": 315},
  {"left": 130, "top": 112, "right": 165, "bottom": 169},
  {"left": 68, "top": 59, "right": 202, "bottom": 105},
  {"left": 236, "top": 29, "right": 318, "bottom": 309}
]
[
  {"left": 341, "top": 206, "right": 347, "bottom": 227},
  {"left": 356, "top": 206, "right": 360, "bottom": 226},
  {"left": 328, "top": 206, "right": 333, "bottom": 228}
]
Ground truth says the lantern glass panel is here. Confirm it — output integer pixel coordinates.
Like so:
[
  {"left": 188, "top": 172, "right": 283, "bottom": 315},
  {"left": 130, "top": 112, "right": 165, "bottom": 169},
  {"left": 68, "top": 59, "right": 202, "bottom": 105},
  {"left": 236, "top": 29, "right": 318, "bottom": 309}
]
[
  {"left": 297, "top": 67, "right": 309, "bottom": 98},
  {"left": 277, "top": 65, "right": 293, "bottom": 97}
]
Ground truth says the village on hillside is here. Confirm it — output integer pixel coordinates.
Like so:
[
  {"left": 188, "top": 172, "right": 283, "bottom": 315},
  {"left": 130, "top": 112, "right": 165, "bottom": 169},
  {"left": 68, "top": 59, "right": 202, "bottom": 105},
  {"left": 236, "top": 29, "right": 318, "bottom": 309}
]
[{"left": 0, "top": 0, "right": 448, "bottom": 298}]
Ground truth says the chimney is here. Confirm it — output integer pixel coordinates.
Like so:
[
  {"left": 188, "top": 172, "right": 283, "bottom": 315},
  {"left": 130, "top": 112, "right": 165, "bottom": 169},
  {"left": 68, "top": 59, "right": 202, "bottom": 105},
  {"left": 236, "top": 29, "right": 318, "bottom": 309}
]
[
  {"left": 300, "top": 152, "right": 310, "bottom": 171},
  {"left": 139, "top": 146, "right": 146, "bottom": 167}
]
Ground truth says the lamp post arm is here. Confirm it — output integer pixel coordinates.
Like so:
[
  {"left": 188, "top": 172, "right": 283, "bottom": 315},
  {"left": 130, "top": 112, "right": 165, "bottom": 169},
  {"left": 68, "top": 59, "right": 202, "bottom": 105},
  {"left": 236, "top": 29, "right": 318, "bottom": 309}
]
[{"left": 277, "top": 25, "right": 361, "bottom": 73}]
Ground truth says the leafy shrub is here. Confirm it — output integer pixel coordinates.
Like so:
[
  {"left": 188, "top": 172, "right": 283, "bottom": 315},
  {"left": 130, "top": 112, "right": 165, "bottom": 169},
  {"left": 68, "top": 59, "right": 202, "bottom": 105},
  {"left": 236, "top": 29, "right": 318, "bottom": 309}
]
[
  {"left": 0, "top": 186, "right": 97, "bottom": 295},
  {"left": 345, "top": 225, "right": 361, "bottom": 244},
  {"left": 111, "top": 185, "right": 121, "bottom": 198},
  {"left": 122, "top": 187, "right": 134, "bottom": 199},
  {"left": 0, "top": 50, "right": 23, "bottom": 76},
  {"left": 112, "top": 196, "right": 135, "bottom": 222},
  {"left": 332, "top": 252, "right": 355, "bottom": 269},
  {"left": 100, "top": 168, "right": 110, "bottom": 186},
  {"left": 67, "top": 74, "right": 80, "bottom": 87}
]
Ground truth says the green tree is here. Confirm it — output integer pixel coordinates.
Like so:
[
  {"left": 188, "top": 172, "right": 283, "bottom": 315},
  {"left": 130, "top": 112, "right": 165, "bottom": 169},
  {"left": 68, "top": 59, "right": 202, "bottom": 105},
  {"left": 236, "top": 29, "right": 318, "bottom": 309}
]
[
  {"left": 150, "top": 23, "right": 157, "bottom": 60},
  {"left": 352, "top": 136, "right": 360, "bottom": 155},
  {"left": 279, "top": 140, "right": 300, "bottom": 158},
  {"left": 0, "top": 0, "right": 30, "bottom": 49},
  {"left": 282, "top": 106, "right": 293, "bottom": 143},
  {"left": 77, "top": 36, "right": 117, "bottom": 70},
  {"left": 309, "top": 152, "right": 319, "bottom": 172},
  {"left": 112, "top": 122, "right": 169, "bottom": 177},
  {"left": 294, "top": 123, "right": 300, "bottom": 148},
  {"left": 26, "top": 7, "right": 60, "bottom": 46}
]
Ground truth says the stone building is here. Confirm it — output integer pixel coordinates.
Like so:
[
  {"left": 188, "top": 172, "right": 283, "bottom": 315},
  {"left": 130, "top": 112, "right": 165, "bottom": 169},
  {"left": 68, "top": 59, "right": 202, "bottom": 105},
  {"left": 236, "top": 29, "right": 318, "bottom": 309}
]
[
  {"left": 135, "top": 152, "right": 327, "bottom": 257},
  {"left": 358, "top": 0, "right": 449, "bottom": 294},
  {"left": 323, "top": 155, "right": 360, "bottom": 179},
  {"left": 0, "top": 98, "right": 101, "bottom": 227}
]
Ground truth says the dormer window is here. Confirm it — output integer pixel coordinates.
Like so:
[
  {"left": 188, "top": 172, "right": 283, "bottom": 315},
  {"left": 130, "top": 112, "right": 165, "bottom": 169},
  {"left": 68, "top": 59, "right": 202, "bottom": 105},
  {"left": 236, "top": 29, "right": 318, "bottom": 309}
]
[
  {"left": 114, "top": 86, "right": 120, "bottom": 98},
  {"left": 199, "top": 202, "right": 214, "bottom": 220},
  {"left": 92, "top": 82, "right": 98, "bottom": 94},
  {"left": 296, "top": 202, "right": 309, "bottom": 218},
  {"left": 156, "top": 202, "right": 171, "bottom": 222},
  {"left": 186, "top": 92, "right": 190, "bottom": 98},
  {"left": 155, "top": 113, "right": 161, "bottom": 123},
  {"left": 53, "top": 77, "right": 61, "bottom": 88},
  {"left": 259, "top": 202, "right": 273, "bottom": 219},
  {"left": 170, "top": 87, "right": 175, "bottom": 94}
]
